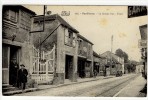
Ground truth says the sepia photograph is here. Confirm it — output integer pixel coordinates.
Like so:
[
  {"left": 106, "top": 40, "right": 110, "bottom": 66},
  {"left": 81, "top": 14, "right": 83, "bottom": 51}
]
[{"left": 1, "top": 4, "right": 147, "bottom": 97}]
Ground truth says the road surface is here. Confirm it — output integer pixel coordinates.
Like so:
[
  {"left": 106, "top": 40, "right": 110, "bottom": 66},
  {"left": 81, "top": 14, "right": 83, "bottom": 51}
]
[{"left": 15, "top": 74, "right": 139, "bottom": 97}]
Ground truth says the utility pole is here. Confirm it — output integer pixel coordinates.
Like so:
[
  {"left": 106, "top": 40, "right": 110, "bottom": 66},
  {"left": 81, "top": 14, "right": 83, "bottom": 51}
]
[
  {"left": 110, "top": 35, "right": 113, "bottom": 75},
  {"left": 39, "top": 5, "right": 47, "bottom": 76},
  {"left": 40, "top": 5, "right": 47, "bottom": 61}
]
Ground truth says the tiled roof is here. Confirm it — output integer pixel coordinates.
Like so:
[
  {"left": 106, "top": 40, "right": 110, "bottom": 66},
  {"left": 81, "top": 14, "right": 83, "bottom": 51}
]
[
  {"left": 101, "top": 51, "right": 122, "bottom": 64},
  {"left": 93, "top": 51, "right": 107, "bottom": 59},
  {"left": 93, "top": 51, "right": 101, "bottom": 58},
  {"left": 78, "top": 34, "right": 93, "bottom": 45}
]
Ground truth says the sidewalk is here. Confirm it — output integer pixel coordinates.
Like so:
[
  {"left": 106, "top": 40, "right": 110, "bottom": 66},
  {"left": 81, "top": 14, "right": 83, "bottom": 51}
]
[
  {"left": 3, "top": 75, "right": 116, "bottom": 96},
  {"left": 38, "top": 75, "right": 115, "bottom": 90},
  {"left": 114, "top": 74, "right": 147, "bottom": 97}
]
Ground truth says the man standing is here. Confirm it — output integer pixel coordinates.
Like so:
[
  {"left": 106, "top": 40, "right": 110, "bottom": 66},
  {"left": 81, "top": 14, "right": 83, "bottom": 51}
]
[
  {"left": 18, "top": 64, "right": 28, "bottom": 90},
  {"left": 10, "top": 58, "right": 19, "bottom": 86}
]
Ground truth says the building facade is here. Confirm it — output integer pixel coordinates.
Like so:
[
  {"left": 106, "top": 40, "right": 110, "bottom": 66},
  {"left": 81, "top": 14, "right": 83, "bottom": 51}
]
[
  {"left": 93, "top": 51, "right": 101, "bottom": 75},
  {"left": 135, "top": 64, "right": 144, "bottom": 74},
  {"left": 31, "top": 14, "right": 94, "bottom": 84},
  {"left": 77, "top": 34, "right": 94, "bottom": 78},
  {"left": 139, "top": 24, "right": 147, "bottom": 79},
  {"left": 93, "top": 51, "right": 107, "bottom": 76},
  {"left": 2, "top": 5, "right": 36, "bottom": 85},
  {"left": 101, "top": 51, "right": 124, "bottom": 75},
  {"left": 2, "top": 5, "right": 95, "bottom": 86}
]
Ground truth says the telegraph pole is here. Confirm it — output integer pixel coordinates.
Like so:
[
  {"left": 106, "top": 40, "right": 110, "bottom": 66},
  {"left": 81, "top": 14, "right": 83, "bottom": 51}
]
[
  {"left": 111, "top": 35, "right": 113, "bottom": 54},
  {"left": 110, "top": 35, "right": 113, "bottom": 75}
]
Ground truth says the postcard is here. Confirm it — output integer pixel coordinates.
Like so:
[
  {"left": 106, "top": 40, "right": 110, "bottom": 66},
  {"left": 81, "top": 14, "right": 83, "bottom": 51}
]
[{"left": 1, "top": 4, "right": 147, "bottom": 98}]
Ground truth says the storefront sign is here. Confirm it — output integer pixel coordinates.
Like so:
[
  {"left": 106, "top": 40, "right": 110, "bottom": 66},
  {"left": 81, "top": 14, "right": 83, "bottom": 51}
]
[
  {"left": 138, "top": 39, "right": 147, "bottom": 48},
  {"left": 139, "top": 24, "right": 147, "bottom": 40},
  {"left": 128, "top": 6, "right": 147, "bottom": 18}
]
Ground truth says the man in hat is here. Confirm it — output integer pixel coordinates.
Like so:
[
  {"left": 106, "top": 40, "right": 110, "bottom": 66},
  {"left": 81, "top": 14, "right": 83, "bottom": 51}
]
[{"left": 18, "top": 64, "right": 28, "bottom": 90}]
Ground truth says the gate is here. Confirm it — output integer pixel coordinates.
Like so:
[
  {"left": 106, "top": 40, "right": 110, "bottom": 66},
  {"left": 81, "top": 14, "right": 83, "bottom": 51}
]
[{"left": 31, "top": 45, "right": 55, "bottom": 84}]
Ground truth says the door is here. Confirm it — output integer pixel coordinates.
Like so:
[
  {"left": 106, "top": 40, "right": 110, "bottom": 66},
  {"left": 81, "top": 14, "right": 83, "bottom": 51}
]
[
  {"left": 2, "top": 45, "right": 10, "bottom": 84},
  {"left": 65, "top": 55, "right": 73, "bottom": 79}
]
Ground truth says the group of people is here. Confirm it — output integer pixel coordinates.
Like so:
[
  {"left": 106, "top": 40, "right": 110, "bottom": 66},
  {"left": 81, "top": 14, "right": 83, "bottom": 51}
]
[{"left": 10, "top": 58, "right": 28, "bottom": 90}]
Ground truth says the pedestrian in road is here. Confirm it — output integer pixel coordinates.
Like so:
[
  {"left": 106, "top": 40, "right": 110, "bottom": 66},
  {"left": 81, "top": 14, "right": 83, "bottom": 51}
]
[
  {"left": 18, "top": 64, "right": 28, "bottom": 91},
  {"left": 10, "top": 58, "right": 19, "bottom": 87},
  {"left": 94, "top": 69, "right": 97, "bottom": 78},
  {"left": 103, "top": 70, "right": 106, "bottom": 77}
]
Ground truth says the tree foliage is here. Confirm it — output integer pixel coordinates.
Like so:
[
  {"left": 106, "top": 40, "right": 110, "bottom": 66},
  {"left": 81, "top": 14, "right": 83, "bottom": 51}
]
[{"left": 115, "top": 48, "right": 129, "bottom": 63}]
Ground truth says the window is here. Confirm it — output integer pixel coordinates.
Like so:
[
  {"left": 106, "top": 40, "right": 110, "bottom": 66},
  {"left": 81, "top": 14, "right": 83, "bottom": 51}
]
[
  {"left": 9, "top": 10, "right": 17, "bottom": 22},
  {"left": 20, "top": 11, "right": 31, "bottom": 31},
  {"left": 72, "top": 33, "right": 76, "bottom": 47},
  {"left": 78, "top": 39, "right": 83, "bottom": 55},
  {"left": 112, "top": 65, "right": 115, "bottom": 68},
  {"left": 4, "top": 10, "right": 17, "bottom": 23},
  {"left": 78, "top": 39, "right": 83, "bottom": 48},
  {"left": 3, "top": 10, "right": 9, "bottom": 19},
  {"left": 68, "top": 30, "right": 73, "bottom": 45},
  {"left": 65, "top": 29, "right": 76, "bottom": 47},
  {"left": 87, "top": 43, "right": 91, "bottom": 58}
]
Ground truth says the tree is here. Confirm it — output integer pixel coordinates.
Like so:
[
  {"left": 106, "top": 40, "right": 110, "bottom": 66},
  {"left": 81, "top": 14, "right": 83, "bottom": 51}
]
[{"left": 115, "top": 48, "right": 129, "bottom": 63}]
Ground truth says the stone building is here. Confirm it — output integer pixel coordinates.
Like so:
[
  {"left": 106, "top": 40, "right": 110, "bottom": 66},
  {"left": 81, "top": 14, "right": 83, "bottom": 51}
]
[
  {"left": 77, "top": 34, "right": 94, "bottom": 78},
  {"left": 2, "top": 5, "right": 94, "bottom": 86},
  {"left": 2, "top": 5, "right": 36, "bottom": 85},
  {"left": 31, "top": 14, "right": 94, "bottom": 84}
]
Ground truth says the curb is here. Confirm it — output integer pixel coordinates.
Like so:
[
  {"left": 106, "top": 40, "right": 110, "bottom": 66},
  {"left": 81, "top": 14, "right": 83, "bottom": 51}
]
[
  {"left": 37, "top": 76, "right": 114, "bottom": 91},
  {"left": 3, "top": 88, "right": 37, "bottom": 96},
  {"left": 4, "top": 76, "right": 114, "bottom": 96}
]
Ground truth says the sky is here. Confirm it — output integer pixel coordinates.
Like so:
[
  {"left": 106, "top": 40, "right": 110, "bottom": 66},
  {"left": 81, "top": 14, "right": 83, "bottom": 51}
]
[{"left": 24, "top": 5, "right": 147, "bottom": 61}]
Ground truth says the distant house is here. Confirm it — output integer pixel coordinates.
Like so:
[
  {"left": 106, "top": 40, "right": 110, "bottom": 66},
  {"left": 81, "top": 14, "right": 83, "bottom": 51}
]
[
  {"left": 136, "top": 64, "right": 144, "bottom": 74},
  {"left": 93, "top": 51, "right": 101, "bottom": 75},
  {"left": 93, "top": 51, "right": 107, "bottom": 76},
  {"left": 101, "top": 51, "right": 124, "bottom": 75}
]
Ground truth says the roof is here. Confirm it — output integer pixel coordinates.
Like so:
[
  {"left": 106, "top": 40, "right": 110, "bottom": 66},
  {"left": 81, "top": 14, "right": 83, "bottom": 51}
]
[
  {"left": 93, "top": 51, "right": 101, "bottom": 58},
  {"left": 3, "top": 5, "right": 36, "bottom": 15},
  {"left": 101, "top": 51, "right": 119, "bottom": 58},
  {"left": 33, "top": 14, "right": 79, "bottom": 33},
  {"left": 101, "top": 51, "right": 122, "bottom": 64},
  {"left": 93, "top": 51, "right": 106, "bottom": 59},
  {"left": 112, "top": 57, "right": 121, "bottom": 64},
  {"left": 78, "top": 34, "right": 94, "bottom": 45}
]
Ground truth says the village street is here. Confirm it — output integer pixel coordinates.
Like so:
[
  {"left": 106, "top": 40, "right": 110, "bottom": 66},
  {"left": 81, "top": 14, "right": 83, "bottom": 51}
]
[
  {"left": 2, "top": 5, "right": 147, "bottom": 98},
  {"left": 14, "top": 74, "right": 143, "bottom": 97}
]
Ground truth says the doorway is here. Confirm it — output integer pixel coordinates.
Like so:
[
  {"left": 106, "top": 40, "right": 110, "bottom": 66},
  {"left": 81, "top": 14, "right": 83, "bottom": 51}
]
[
  {"left": 9, "top": 45, "right": 20, "bottom": 85},
  {"left": 94, "top": 62, "right": 100, "bottom": 73},
  {"left": 78, "top": 58, "right": 86, "bottom": 78},
  {"left": 2, "top": 44, "right": 10, "bottom": 84},
  {"left": 2, "top": 44, "right": 20, "bottom": 85},
  {"left": 65, "top": 55, "right": 73, "bottom": 79}
]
